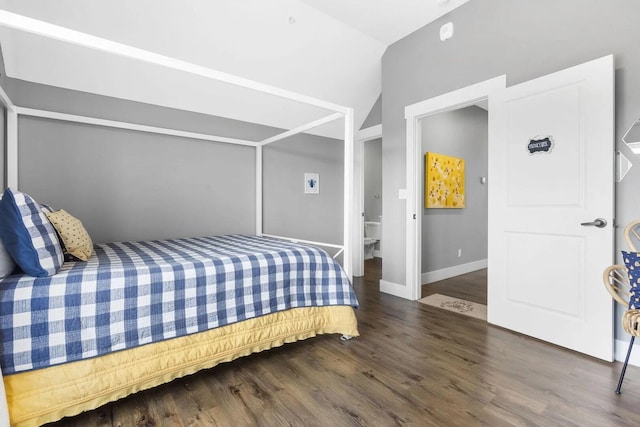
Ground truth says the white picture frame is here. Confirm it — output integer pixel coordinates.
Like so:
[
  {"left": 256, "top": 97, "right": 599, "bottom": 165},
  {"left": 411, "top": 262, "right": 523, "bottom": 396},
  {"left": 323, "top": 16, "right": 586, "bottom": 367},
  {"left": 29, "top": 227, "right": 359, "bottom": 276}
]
[{"left": 304, "top": 173, "right": 320, "bottom": 194}]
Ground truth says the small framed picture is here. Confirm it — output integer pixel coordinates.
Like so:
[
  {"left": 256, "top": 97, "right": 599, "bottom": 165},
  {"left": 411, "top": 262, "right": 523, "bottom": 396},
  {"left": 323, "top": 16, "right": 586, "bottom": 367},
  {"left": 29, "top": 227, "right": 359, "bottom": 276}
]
[{"left": 304, "top": 173, "right": 320, "bottom": 194}]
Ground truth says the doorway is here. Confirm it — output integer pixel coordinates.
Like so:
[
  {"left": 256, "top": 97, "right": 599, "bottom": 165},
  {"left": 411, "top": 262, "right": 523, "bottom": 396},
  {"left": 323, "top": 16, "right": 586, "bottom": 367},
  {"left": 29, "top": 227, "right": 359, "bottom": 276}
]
[
  {"left": 419, "top": 105, "right": 488, "bottom": 306},
  {"left": 363, "top": 137, "right": 382, "bottom": 271},
  {"left": 405, "top": 56, "right": 615, "bottom": 361},
  {"left": 354, "top": 124, "right": 382, "bottom": 278},
  {"left": 404, "top": 76, "right": 506, "bottom": 301}
]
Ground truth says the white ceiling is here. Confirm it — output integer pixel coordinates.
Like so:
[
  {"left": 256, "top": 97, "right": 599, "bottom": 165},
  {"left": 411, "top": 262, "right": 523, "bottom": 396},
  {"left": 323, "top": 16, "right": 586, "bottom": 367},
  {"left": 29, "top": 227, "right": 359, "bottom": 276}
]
[
  {"left": 301, "top": 0, "right": 470, "bottom": 45},
  {"left": 0, "top": 0, "right": 470, "bottom": 139}
]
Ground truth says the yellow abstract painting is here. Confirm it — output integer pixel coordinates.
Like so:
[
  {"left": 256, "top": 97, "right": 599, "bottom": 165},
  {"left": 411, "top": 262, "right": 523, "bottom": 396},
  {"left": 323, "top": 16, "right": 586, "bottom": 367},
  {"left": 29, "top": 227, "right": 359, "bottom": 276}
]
[{"left": 425, "top": 152, "right": 465, "bottom": 208}]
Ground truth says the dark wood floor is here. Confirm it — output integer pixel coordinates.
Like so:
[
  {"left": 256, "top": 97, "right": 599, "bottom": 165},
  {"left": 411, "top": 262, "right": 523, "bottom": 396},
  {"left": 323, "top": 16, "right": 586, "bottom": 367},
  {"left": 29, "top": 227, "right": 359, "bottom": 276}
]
[
  {"left": 421, "top": 268, "right": 487, "bottom": 305},
  {"left": 47, "top": 259, "right": 640, "bottom": 426}
]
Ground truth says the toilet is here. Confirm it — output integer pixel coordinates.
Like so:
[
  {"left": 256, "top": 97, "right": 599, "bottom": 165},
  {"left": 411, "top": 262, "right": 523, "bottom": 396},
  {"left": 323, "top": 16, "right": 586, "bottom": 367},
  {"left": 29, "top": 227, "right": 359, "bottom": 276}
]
[{"left": 364, "top": 221, "right": 381, "bottom": 260}]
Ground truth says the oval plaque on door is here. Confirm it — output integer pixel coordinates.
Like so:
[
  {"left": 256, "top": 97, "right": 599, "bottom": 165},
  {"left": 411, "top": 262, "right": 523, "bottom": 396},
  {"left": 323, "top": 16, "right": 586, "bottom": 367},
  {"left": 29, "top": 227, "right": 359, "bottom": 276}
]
[{"left": 528, "top": 136, "right": 554, "bottom": 154}]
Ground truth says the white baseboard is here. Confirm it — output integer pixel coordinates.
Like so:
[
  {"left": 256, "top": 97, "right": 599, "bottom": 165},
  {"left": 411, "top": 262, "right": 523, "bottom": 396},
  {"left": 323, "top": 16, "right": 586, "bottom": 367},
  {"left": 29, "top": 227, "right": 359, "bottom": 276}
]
[
  {"left": 615, "top": 338, "right": 640, "bottom": 367},
  {"left": 421, "top": 259, "right": 487, "bottom": 284},
  {"left": 373, "top": 249, "right": 381, "bottom": 258},
  {"left": 379, "top": 279, "right": 411, "bottom": 300}
]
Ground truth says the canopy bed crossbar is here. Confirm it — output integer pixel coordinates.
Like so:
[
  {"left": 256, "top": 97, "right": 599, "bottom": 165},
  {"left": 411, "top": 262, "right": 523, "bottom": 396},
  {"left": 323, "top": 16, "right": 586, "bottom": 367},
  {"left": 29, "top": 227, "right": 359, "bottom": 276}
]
[
  {"left": 261, "top": 233, "right": 346, "bottom": 260},
  {"left": 0, "top": 11, "right": 349, "bottom": 114},
  {"left": 0, "top": 10, "right": 354, "bottom": 278}
]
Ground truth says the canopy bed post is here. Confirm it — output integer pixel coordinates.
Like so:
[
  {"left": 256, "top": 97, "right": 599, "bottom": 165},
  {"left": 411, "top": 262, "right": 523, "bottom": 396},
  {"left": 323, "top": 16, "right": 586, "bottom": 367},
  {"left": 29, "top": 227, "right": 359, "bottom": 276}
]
[
  {"left": 256, "top": 145, "right": 263, "bottom": 236},
  {"left": 0, "top": 85, "right": 17, "bottom": 190},
  {"left": 343, "top": 108, "right": 354, "bottom": 279},
  {"left": 6, "top": 110, "right": 17, "bottom": 190},
  {"left": 0, "top": 86, "right": 14, "bottom": 427}
]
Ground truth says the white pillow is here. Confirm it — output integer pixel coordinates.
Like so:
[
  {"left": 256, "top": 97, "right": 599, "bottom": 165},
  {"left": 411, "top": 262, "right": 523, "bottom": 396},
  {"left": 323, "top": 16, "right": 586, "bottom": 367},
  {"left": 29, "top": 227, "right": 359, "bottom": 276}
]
[{"left": 0, "top": 238, "right": 17, "bottom": 279}]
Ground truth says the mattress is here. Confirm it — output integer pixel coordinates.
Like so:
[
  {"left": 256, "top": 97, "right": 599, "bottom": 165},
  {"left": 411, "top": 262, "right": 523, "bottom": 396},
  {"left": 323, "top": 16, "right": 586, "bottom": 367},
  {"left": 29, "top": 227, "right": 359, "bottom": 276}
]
[{"left": 0, "top": 234, "right": 358, "bottom": 375}]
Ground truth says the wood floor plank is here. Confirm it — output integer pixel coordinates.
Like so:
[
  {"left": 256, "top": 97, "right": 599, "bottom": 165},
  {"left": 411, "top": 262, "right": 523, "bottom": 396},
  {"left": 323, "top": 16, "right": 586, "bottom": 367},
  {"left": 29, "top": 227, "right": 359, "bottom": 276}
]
[{"left": 199, "top": 364, "right": 266, "bottom": 427}]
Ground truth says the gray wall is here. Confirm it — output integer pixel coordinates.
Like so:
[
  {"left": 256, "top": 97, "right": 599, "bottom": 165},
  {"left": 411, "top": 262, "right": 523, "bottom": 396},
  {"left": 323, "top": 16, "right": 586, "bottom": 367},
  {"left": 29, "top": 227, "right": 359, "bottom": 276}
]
[
  {"left": 17, "top": 116, "right": 256, "bottom": 243},
  {"left": 361, "top": 95, "right": 382, "bottom": 129},
  {"left": 4, "top": 78, "right": 344, "bottom": 244},
  {"left": 263, "top": 135, "right": 344, "bottom": 246},
  {"left": 421, "top": 106, "right": 488, "bottom": 272},
  {"left": 364, "top": 138, "right": 382, "bottom": 222},
  {"left": 382, "top": 0, "right": 640, "bottom": 340}
]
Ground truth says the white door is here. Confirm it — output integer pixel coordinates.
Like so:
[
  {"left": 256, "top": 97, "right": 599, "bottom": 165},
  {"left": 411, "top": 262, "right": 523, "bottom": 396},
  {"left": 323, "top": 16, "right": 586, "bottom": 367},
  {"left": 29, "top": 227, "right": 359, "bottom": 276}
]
[{"left": 487, "top": 55, "right": 615, "bottom": 361}]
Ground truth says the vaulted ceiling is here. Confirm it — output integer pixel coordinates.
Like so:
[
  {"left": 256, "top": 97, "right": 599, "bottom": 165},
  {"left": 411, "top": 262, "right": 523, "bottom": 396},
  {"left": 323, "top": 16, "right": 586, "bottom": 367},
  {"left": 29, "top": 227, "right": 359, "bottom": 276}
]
[{"left": 0, "top": 0, "right": 470, "bottom": 138}]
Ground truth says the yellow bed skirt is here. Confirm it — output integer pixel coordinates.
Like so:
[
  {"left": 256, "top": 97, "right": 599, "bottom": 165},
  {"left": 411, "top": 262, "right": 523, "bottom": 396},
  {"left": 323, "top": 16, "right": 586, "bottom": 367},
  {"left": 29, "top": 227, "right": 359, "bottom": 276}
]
[{"left": 4, "top": 305, "right": 358, "bottom": 427}]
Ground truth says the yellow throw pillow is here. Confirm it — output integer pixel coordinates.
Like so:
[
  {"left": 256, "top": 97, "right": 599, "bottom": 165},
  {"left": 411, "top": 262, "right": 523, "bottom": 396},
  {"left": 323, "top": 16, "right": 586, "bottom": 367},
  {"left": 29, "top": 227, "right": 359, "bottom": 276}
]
[{"left": 45, "top": 209, "right": 93, "bottom": 261}]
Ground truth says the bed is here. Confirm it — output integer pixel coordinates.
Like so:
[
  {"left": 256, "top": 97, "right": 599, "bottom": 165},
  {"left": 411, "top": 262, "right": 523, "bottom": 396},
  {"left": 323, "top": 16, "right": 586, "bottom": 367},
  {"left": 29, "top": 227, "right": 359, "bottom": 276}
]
[{"left": 0, "top": 233, "right": 359, "bottom": 427}]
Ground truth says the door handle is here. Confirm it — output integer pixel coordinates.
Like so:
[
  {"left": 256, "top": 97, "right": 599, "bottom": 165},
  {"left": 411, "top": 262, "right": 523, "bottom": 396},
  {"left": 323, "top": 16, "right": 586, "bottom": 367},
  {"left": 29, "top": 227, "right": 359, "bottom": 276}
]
[{"left": 580, "top": 218, "right": 607, "bottom": 228}]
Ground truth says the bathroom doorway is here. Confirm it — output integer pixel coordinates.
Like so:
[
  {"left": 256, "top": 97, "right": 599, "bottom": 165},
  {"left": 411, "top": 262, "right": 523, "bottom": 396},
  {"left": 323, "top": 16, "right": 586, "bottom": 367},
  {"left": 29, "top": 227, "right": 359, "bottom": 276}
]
[
  {"left": 363, "top": 137, "right": 382, "bottom": 276},
  {"left": 353, "top": 124, "right": 382, "bottom": 278}
]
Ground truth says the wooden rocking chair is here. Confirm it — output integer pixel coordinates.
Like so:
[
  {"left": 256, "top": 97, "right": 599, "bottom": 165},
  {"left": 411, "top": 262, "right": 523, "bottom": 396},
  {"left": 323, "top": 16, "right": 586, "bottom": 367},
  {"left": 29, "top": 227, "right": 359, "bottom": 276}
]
[{"left": 603, "top": 264, "right": 640, "bottom": 394}]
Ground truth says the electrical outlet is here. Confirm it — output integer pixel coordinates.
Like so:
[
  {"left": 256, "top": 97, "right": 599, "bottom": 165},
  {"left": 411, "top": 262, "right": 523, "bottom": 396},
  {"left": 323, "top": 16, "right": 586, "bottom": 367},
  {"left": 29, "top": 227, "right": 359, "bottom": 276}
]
[{"left": 457, "top": 249, "right": 462, "bottom": 258}]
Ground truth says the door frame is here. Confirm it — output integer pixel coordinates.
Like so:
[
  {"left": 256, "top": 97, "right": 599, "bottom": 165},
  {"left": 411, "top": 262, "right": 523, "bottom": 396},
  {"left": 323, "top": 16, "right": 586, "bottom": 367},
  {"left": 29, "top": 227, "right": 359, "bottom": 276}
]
[
  {"left": 404, "top": 76, "right": 506, "bottom": 301},
  {"left": 353, "top": 124, "right": 383, "bottom": 277}
]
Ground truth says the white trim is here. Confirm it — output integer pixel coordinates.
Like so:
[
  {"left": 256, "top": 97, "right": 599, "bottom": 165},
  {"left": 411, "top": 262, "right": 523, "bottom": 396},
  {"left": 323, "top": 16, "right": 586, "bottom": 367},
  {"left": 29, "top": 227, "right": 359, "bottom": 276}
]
[
  {"left": 355, "top": 124, "right": 382, "bottom": 142},
  {"left": 615, "top": 338, "right": 640, "bottom": 367},
  {"left": 261, "top": 233, "right": 343, "bottom": 249},
  {"left": 404, "top": 114, "right": 419, "bottom": 301},
  {"left": 380, "top": 279, "right": 412, "bottom": 299},
  {"left": 404, "top": 76, "right": 506, "bottom": 301},
  {"left": 259, "top": 112, "right": 343, "bottom": 146},
  {"left": 343, "top": 108, "right": 355, "bottom": 278},
  {"left": 404, "top": 81, "right": 503, "bottom": 119},
  {"left": 15, "top": 107, "right": 259, "bottom": 147},
  {"left": 6, "top": 110, "right": 18, "bottom": 189},
  {"left": 354, "top": 136, "right": 365, "bottom": 277},
  {"left": 0, "top": 10, "right": 348, "bottom": 116},
  {"left": 421, "top": 259, "right": 487, "bottom": 284},
  {"left": 0, "top": 84, "right": 14, "bottom": 111},
  {"left": 353, "top": 124, "right": 383, "bottom": 277}
]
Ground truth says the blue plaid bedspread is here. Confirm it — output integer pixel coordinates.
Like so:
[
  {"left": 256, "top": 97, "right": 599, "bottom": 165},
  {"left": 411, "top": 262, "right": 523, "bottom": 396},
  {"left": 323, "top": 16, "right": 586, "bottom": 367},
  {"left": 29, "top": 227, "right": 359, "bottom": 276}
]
[{"left": 0, "top": 234, "right": 358, "bottom": 375}]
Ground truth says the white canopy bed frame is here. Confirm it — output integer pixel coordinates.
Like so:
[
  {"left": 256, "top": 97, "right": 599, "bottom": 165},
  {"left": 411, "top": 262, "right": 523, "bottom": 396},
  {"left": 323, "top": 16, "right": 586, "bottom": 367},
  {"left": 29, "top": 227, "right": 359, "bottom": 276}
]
[
  {"left": 0, "top": 9, "right": 354, "bottom": 278},
  {"left": 0, "top": 11, "right": 358, "bottom": 427}
]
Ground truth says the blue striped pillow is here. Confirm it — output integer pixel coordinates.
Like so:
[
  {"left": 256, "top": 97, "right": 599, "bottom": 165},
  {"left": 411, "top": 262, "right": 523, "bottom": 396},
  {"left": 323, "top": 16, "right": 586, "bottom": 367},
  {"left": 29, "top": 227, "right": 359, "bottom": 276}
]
[{"left": 0, "top": 189, "right": 64, "bottom": 277}]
